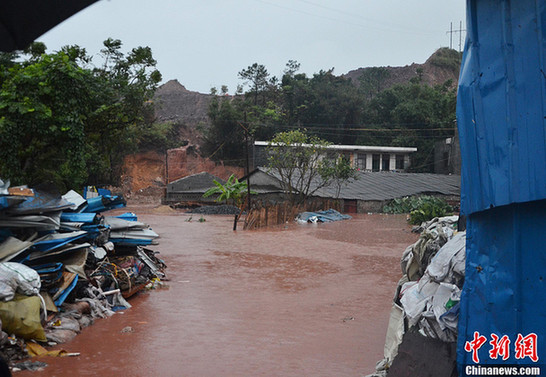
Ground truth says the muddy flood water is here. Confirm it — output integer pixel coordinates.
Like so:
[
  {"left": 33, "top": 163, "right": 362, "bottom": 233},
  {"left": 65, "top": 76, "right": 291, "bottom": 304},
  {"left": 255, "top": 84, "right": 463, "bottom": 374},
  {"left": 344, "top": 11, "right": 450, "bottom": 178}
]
[{"left": 19, "top": 207, "right": 418, "bottom": 377}]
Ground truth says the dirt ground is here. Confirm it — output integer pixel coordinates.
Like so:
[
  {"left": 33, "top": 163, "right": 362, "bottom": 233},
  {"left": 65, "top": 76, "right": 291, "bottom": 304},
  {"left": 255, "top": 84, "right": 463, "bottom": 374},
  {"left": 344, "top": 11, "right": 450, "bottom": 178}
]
[{"left": 18, "top": 207, "right": 418, "bottom": 377}]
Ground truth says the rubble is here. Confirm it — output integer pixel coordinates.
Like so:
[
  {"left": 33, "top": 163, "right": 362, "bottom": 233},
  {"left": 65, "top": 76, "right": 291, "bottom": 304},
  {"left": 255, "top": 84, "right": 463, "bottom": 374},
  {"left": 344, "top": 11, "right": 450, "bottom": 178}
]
[{"left": 0, "top": 179, "right": 167, "bottom": 372}]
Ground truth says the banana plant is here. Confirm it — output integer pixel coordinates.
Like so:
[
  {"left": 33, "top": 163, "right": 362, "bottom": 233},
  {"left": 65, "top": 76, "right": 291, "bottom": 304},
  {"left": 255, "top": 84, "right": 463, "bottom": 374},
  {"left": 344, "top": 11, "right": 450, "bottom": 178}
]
[{"left": 203, "top": 174, "right": 256, "bottom": 230}]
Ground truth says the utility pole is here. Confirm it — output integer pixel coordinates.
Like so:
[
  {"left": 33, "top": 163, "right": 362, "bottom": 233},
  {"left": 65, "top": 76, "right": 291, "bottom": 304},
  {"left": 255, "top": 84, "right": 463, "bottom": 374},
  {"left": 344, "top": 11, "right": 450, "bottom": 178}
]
[
  {"left": 446, "top": 21, "right": 466, "bottom": 52},
  {"left": 459, "top": 21, "right": 463, "bottom": 53},
  {"left": 238, "top": 113, "right": 252, "bottom": 216},
  {"left": 449, "top": 22, "right": 453, "bottom": 49}
]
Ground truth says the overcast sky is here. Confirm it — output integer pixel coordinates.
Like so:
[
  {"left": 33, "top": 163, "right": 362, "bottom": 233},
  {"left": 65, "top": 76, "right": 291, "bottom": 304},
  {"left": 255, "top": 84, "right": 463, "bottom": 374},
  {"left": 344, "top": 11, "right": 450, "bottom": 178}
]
[{"left": 38, "top": 0, "right": 466, "bottom": 94}]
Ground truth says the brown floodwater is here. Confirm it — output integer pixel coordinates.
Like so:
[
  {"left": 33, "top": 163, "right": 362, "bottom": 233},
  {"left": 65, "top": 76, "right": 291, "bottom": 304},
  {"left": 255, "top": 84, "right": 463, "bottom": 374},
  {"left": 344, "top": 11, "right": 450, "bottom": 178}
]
[{"left": 17, "top": 207, "right": 418, "bottom": 377}]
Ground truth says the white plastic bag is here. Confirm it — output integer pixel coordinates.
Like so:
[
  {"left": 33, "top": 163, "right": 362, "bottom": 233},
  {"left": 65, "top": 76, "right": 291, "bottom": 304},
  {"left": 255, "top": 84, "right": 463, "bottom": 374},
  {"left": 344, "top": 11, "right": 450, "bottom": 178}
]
[{"left": 0, "top": 262, "right": 41, "bottom": 301}]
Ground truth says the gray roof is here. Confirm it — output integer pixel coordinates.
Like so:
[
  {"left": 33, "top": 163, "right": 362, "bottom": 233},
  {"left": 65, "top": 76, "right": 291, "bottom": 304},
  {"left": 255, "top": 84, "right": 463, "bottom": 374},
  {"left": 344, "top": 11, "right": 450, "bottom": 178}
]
[
  {"left": 250, "top": 168, "right": 460, "bottom": 201},
  {"left": 167, "top": 172, "right": 225, "bottom": 194}
]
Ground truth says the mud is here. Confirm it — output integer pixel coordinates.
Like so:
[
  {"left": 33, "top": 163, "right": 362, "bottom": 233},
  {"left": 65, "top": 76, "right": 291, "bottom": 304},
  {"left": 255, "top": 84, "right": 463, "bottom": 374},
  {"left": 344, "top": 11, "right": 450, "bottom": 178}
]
[{"left": 18, "top": 209, "right": 417, "bottom": 377}]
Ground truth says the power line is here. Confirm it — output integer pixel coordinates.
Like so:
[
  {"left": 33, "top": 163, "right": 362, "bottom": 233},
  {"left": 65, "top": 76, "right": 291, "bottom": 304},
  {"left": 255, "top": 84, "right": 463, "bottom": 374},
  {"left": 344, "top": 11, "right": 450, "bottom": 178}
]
[
  {"left": 251, "top": 0, "right": 437, "bottom": 36},
  {"left": 293, "top": 0, "right": 439, "bottom": 35}
]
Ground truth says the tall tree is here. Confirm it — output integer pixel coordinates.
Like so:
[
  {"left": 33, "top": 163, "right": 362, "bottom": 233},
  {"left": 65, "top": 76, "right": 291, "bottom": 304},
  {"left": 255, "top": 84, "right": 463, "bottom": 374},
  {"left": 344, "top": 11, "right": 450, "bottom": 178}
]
[
  {"left": 238, "top": 63, "right": 270, "bottom": 106},
  {"left": 358, "top": 67, "right": 390, "bottom": 100},
  {"left": 200, "top": 88, "right": 245, "bottom": 164}
]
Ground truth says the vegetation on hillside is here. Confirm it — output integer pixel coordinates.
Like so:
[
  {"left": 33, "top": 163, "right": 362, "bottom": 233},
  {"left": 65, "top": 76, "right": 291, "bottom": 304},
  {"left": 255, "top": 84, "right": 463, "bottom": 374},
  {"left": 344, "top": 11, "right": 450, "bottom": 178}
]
[
  {"left": 0, "top": 40, "right": 186, "bottom": 191},
  {"left": 428, "top": 47, "right": 463, "bottom": 72},
  {"left": 201, "top": 48, "right": 460, "bottom": 172}
]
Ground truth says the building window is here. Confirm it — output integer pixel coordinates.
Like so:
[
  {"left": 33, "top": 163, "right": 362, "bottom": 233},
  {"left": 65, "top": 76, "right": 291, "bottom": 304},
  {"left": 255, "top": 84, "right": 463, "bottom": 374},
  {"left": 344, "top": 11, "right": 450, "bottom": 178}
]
[
  {"left": 396, "top": 155, "right": 405, "bottom": 170},
  {"left": 357, "top": 154, "right": 366, "bottom": 170},
  {"left": 372, "top": 154, "right": 380, "bottom": 171},
  {"left": 382, "top": 154, "right": 390, "bottom": 171}
]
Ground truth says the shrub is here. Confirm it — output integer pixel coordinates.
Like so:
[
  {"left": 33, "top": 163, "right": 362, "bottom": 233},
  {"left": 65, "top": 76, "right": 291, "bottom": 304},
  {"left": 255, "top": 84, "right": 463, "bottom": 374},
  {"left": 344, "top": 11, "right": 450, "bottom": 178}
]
[{"left": 383, "top": 196, "right": 453, "bottom": 225}]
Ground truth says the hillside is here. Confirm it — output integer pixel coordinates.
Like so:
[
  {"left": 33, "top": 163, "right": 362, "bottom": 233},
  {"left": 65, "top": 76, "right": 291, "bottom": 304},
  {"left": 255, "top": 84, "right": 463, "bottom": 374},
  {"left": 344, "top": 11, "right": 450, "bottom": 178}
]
[
  {"left": 153, "top": 79, "right": 212, "bottom": 126},
  {"left": 344, "top": 48, "right": 461, "bottom": 90},
  {"left": 153, "top": 48, "right": 462, "bottom": 137}
]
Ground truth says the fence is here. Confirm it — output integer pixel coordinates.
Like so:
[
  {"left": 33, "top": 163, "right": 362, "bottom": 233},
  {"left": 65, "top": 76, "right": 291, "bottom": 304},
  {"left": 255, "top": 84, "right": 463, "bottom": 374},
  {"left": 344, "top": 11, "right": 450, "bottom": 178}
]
[{"left": 243, "top": 198, "right": 342, "bottom": 230}]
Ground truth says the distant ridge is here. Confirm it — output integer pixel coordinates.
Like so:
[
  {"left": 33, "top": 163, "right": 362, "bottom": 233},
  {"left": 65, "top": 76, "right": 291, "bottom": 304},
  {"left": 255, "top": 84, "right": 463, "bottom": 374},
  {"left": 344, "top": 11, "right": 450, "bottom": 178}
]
[
  {"left": 344, "top": 48, "right": 461, "bottom": 90},
  {"left": 153, "top": 79, "right": 212, "bottom": 126},
  {"left": 154, "top": 48, "right": 461, "bottom": 131}
]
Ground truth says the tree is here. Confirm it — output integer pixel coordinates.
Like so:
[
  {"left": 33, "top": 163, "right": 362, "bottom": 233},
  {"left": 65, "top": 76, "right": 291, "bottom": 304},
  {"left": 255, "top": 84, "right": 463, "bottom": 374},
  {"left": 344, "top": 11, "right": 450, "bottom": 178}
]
[
  {"left": 358, "top": 67, "right": 391, "bottom": 100},
  {"left": 238, "top": 63, "right": 270, "bottom": 106},
  {"left": 266, "top": 130, "right": 334, "bottom": 204},
  {"left": 203, "top": 174, "right": 255, "bottom": 230},
  {"left": 361, "top": 80, "right": 457, "bottom": 172},
  {"left": 0, "top": 40, "right": 162, "bottom": 191},
  {"left": 280, "top": 68, "right": 364, "bottom": 144},
  {"left": 201, "top": 88, "right": 245, "bottom": 163},
  {"left": 319, "top": 156, "right": 359, "bottom": 199}
]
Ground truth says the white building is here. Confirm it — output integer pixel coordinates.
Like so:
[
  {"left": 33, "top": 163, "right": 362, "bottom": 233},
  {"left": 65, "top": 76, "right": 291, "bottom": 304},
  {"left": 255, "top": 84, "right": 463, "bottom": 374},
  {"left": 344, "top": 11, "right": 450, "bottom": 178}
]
[{"left": 253, "top": 141, "right": 417, "bottom": 172}]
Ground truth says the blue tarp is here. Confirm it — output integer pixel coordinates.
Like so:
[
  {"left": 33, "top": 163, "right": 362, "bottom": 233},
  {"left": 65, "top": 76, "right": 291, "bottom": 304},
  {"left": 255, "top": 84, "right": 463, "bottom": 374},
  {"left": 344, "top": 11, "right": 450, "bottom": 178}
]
[
  {"left": 457, "top": 0, "right": 546, "bottom": 374},
  {"left": 296, "top": 209, "right": 351, "bottom": 223}
]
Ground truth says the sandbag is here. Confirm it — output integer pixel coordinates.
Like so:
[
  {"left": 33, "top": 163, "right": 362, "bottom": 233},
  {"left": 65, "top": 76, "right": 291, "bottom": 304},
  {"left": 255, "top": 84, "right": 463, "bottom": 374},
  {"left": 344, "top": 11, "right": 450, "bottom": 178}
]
[{"left": 0, "top": 294, "right": 46, "bottom": 341}]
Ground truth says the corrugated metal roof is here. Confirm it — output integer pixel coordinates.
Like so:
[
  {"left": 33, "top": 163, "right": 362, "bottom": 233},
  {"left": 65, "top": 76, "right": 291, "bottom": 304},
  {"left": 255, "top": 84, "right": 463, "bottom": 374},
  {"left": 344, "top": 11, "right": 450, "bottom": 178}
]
[
  {"left": 315, "top": 172, "right": 460, "bottom": 201},
  {"left": 167, "top": 172, "right": 225, "bottom": 194},
  {"left": 254, "top": 168, "right": 460, "bottom": 201}
]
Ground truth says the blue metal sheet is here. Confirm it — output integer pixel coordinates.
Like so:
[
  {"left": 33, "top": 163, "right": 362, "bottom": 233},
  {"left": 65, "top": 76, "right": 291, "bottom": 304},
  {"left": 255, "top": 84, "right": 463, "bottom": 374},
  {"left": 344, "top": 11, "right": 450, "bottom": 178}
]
[
  {"left": 458, "top": 201, "right": 546, "bottom": 371},
  {"left": 33, "top": 231, "right": 87, "bottom": 252},
  {"left": 6, "top": 191, "right": 74, "bottom": 215},
  {"left": 54, "top": 274, "right": 79, "bottom": 307},
  {"left": 81, "top": 195, "right": 126, "bottom": 213},
  {"left": 457, "top": 1, "right": 546, "bottom": 374},
  {"left": 457, "top": 0, "right": 546, "bottom": 216},
  {"left": 60, "top": 212, "right": 98, "bottom": 224},
  {"left": 116, "top": 212, "right": 138, "bottom": 222}
]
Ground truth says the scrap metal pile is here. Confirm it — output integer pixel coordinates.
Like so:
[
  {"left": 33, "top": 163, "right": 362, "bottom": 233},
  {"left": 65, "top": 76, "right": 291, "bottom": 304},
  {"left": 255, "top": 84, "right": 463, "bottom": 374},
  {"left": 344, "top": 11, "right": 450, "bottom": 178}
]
[{"left": 0, "top": 179, "right": 166, "bottom": 370}]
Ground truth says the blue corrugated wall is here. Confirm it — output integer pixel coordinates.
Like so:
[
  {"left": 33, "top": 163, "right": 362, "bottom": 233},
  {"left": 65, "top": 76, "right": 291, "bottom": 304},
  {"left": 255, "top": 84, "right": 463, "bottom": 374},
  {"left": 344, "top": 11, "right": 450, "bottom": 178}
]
[
  {"left": 458, "top": 0, "right": 546, "bottom": 215},
  {"left": 457, "top": 0, "right": 546, "bottom": 374}
]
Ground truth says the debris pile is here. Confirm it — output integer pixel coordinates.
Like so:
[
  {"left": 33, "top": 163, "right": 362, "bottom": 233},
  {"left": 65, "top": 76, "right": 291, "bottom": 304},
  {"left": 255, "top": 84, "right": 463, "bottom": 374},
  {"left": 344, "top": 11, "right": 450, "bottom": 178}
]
[
  {"left": 0, "top": 179, "right": 166, "bottom": 370},
  {"left": 367, "top": 216, "right": 465, "bottom": 377}
]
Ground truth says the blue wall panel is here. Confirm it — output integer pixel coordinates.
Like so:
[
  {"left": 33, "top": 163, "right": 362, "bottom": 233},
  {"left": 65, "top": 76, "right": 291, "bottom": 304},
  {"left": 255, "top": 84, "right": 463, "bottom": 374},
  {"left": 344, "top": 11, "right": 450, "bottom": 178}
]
[
  {"left": 457, "top": 0, "right": 546, "bottom": 375},
  {"left": 458, "top": 201, "right": 546, "bottom": 372},
  {"left": 457, "top": 0, "right": 546, "bottom": 216}
]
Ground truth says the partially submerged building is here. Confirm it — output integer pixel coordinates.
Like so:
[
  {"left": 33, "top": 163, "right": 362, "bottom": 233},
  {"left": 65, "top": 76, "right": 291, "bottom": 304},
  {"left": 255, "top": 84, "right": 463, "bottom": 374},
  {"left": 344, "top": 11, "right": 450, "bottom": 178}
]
[
  {"left": 164, "top": 172, "right": 225, "bottom": 205},
  {"left": 245, "top": 168, "right": 460, "bottom": 213}
]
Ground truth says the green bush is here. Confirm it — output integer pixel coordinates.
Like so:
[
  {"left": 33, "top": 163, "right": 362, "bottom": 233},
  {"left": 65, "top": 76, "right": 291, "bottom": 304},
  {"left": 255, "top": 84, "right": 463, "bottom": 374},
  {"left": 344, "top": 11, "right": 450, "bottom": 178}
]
[
  {"left": 383, "top": 196, "right": 453, "bottom": 224},
  {"left": 428, "top": 48, "right": 462, "bottom": 72}
]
